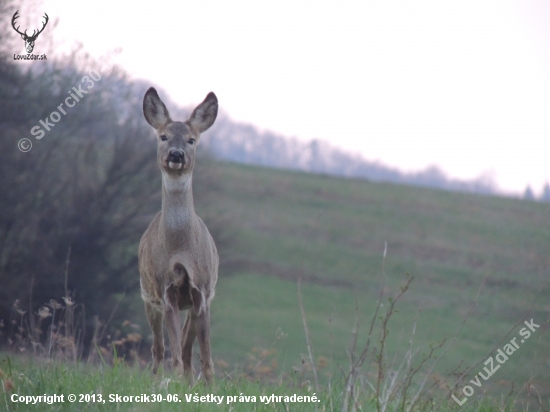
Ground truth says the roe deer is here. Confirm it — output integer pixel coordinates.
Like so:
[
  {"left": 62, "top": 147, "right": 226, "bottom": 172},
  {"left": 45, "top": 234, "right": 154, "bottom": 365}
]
[{"left": 140, "top": 87, "right": 218, "bottom": 383}]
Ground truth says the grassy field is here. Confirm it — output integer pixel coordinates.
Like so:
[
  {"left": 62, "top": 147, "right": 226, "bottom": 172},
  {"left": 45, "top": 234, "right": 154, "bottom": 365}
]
[
  {"left": 2, "top": 160, "right": 549, "bottom": 410},
  {"left": 200, "top": 161, "right": 550, "bottom": 405},
  {"left": 0, "top": 354, "right": 516, "bottom": 412}
]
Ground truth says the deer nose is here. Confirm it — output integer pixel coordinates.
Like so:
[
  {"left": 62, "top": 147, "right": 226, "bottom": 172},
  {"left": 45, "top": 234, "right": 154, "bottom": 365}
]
[{"left": 169, "top": 150, "right": 184, "bottom": 163}]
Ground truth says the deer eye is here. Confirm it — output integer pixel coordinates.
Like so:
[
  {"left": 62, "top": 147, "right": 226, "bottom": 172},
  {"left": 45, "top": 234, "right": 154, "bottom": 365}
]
[
  {"left": 188, "top": 138, "right": 196, "bottom": 145},
  {"left": 160, "top": 135, "right": 167, "bottom": 141}
]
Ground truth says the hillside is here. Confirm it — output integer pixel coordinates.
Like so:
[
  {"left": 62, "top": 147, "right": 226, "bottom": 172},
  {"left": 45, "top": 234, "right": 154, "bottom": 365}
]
[
  {"left": 189, "top": 159, "right": 550, "bottom": 401},
  {"left": 1, "top": 30, "right": 548, "bottom": 405}
]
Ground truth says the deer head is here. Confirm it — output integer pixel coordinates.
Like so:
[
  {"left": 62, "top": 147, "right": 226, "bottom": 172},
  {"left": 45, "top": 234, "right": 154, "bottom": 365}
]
[
  {"left": 11, "top": 10, "right": 49, "bottom": 54},
  {"left": 143, "top": 88, "right": 218, "bottom": 181}
]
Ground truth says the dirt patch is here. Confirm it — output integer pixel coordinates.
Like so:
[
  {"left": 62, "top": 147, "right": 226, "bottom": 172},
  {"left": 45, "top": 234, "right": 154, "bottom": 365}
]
[
  {"left": 223, "top": 258, "right": 355, "bottom": 289},
  {"left": 484, "top": 277, "right": 518, "bottom": 288}
]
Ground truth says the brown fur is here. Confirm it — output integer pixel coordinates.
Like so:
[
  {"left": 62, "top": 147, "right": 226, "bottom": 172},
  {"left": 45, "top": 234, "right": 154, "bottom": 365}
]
[{"left": 139, "top": 87, "right": 218, "bottom": 383}]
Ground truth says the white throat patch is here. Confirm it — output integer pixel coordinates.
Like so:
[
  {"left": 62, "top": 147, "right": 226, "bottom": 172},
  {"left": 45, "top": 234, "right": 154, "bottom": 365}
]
[{"left": 162, "top": 172, "right": 191, "bottom": 192}]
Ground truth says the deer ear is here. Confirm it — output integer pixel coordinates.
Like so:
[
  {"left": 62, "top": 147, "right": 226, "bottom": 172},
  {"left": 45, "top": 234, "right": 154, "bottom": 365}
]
[
  {"left": 188, "top": 92, "right": 218, "bottom": 133},
  {"left": 143, "top": 87, "right": 171, "bottom": 130}
]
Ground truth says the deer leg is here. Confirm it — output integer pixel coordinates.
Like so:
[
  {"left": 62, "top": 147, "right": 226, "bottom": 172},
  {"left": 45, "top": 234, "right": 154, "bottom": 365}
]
[
  {"left": 164, "top": 284, "right": 183, "bottom": 372},
  {"left": 181, "top": 310, "right": 197, "bottom": 383},
  {"left": 144, "top": 302, "right": 164, "bottom": 374},
  {"left": 191, "top": 288, "right": 214, "bottom": 383}
]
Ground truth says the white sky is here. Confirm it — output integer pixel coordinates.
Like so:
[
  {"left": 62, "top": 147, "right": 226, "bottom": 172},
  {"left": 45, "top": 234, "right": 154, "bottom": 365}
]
[{"left": 27, "top": 0, "right": 550, "bottom": 194}]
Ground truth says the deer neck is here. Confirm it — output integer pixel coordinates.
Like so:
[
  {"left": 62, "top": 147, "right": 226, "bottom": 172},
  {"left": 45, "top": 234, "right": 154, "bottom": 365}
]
[{"left": 160, "top": 173, "right": 196, "bottom": 242}]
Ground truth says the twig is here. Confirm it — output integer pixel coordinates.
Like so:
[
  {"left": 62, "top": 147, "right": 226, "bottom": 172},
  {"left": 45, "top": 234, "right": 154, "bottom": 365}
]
[
  {"left": 244, "top": 328, "right": 285, "bottom": 378},
  {"left": 297, "top": 276, "right": 319, "bottom": 394},
  {"left": 342, "top": 241, "right": 389, "bottom": 412},
  {"left": 295, "top": 209, "right": 325, "bottom": 399},
  {"left": 375, "top": 273, "right": 414, "bottom": 412},
  {"left": 64, "top": 247, "right": 71, "bottom": 302},
  {"left": 408, "top": 275, "right": 488, "bottom": 411}
]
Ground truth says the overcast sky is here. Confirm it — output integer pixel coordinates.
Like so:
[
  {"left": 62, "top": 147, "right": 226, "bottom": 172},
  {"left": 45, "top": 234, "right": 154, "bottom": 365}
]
[{"left": 26, "top": 0, "right": 550, "bottom": 194}]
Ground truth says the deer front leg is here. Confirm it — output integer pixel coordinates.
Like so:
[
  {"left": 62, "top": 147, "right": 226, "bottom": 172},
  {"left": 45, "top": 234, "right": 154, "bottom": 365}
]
[
  {"left": 181, "top": 311, "right": 197, "bottom": 384},
  {"left": 194, "top": 308, "right": 214, "bottom": 383},
  {"left": 191, "top": 288, "right": 214, "bottom": 383},
  {"left": 144, "top": 302, "right": 164, "bottom": 374},
  {"left": 164, "top": 284, "right": 183, "bottom": 372}
]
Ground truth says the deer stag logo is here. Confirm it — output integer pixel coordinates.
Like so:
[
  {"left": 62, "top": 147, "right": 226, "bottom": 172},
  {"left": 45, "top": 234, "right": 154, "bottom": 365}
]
[{"left": 11, "top": 10, "right": 49, "bottom": 54}]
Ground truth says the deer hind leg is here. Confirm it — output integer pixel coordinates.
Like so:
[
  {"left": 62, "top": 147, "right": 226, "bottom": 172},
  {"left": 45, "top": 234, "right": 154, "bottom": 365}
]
[
  {"left": 191, "top": 288, "right": 214, "bottom": 383},
  {"left": 164, "top": 284, "right": 183, "bottom": 372},
  {"left": 144, "top": 301, "right": 164, "bottom": 374},
  {"left": 181, "top": 310, "right": 197, "bottom": 383}
]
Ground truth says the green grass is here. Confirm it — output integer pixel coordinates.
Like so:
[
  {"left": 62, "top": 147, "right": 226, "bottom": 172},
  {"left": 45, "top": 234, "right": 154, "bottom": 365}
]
[
  {"left": 0, "top": 355, "right": 324, "bottom": 411},
  {"left": 196, "top": 161, "right": 550, "bottom": 403},
  {"left": 0, "top": 355, "right": 518, "bottom": 411},
  {"left": 3, "top": 160, "right": 549, "bottom": 410}
]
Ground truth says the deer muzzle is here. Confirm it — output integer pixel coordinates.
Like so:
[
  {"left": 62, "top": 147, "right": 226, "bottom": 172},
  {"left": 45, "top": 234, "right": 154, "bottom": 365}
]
[{"left": 168, "top": 150, "right": 184, "bottom": 170}]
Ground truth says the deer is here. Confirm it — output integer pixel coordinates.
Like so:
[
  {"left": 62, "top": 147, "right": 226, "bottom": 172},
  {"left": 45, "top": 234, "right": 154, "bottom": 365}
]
[
  {"left": 11, "top": 10, "right": 49, "bottom": 54},
  {"left": 140, "top": 87, "right": 219, "bottom": 384}
]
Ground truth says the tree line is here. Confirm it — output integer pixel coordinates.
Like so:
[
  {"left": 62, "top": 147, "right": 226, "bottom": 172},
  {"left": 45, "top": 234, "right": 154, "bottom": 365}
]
[{"left": 0, "top": 7, "right": 229, "bottom": 354}]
